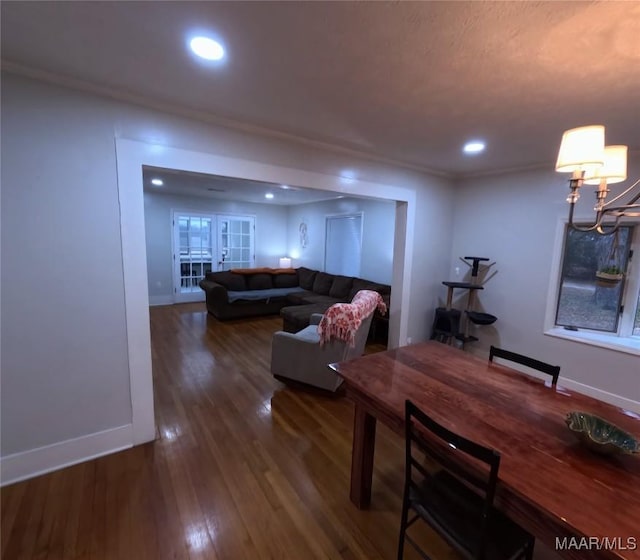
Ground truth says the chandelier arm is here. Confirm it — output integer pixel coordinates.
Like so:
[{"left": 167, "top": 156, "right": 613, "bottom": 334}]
[
  {"left": 567, "top": 201, "right": 606, "bottom": 232},
  {"left": 602, "top": 178, "right": 640, "bottom": 207},
  {"left": 602, "top": 204, "right": 640, "bottom": 217},
  {"left": 595, "top": 214, "right": 623, "bottom": 235}
]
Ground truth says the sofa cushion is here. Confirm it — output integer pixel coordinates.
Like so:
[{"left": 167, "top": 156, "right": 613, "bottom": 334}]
[
  {"left": 348, "top": 278, "right": 391, "bottom": 300},
  {"left": 247, "top": 273, "right": 274, "bottom": 290},
  {"left": 329, "top": 275, "right": 353, "bottom": 300},
  {"left": 280, "top": 303, "right": 334, "bottom": 333},
  {"left": 209, "top": 271, "right": 247, "bottom": 291},
  {"left": 273, "top": 273, "right": 299, "bottom": 289},
  {"left": 297, "top": 267, "right": 317, "bottom": 290},
  {"left": 312, "top": 272, "right": 335, "bottom": 295},
  {"left": 286, "top": 290, "right": 316, "bottom": 305},
  {"left": 301, "top": 294, "right": 340, "bottom": 304}
]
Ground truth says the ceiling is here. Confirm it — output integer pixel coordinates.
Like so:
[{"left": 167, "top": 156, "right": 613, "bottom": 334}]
[
  {"left": 2, "top": 1, "right": 639, "bottom": 177},
  {"left": 142, "top": 166, "right": 358, "bottom": 206}
]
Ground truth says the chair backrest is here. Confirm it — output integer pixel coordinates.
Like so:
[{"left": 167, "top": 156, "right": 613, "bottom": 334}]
[
  {"left": 404, "top": 400, "right": 500, "bottom": 557},
  {"left": 489, "top": 345, "right": 560, "bottom": 386},
  {"left": 342, "top": 310, "right": 375, "bottom": 360},
  {"left": 318, "top": 289, "right": 384, "bottom": 361}
]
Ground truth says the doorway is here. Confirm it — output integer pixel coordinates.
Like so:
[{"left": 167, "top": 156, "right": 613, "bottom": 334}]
[{"left": 116, "top": 138, "right": 415, "bottom": 446}]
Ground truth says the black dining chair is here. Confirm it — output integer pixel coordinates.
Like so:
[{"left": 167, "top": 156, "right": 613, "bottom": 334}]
[
  {"left": 397, "top": 400, "right": 534, "bottom": 560},
  {"left": 489, "top": 345, "right": 560, "bottom": 386}
]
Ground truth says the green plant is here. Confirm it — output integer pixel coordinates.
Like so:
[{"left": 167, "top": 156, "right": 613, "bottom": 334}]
[{"left": 598, "top": 265, "right": 623, "bottom": 275}]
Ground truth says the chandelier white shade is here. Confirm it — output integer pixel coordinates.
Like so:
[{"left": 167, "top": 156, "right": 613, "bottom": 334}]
[
  {"left": 555, "top": 125, "right": 605, "bottom": 173},
  {"left": 555, "top": 125, "right": 638, "bottom": 234},
  {"left": 583, "top": 145, "right": 628, "bottom": 186}
]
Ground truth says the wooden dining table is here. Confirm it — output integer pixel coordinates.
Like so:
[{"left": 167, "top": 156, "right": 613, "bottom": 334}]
[{"left": 329, "top": 341, "right": 640, "bottom": 560}]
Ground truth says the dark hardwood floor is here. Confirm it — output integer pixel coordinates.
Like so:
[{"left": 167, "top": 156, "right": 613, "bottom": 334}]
[{"left": 2, "top": 303, "right": 455, "bottom": 560}]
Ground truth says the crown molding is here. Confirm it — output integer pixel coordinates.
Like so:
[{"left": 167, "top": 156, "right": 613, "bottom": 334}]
[
  {"left": 455, "top": 160, "right": 553, "bottom": 181},
  {"left": 1, "top": 60, "right": 451, "bottom": 179}
]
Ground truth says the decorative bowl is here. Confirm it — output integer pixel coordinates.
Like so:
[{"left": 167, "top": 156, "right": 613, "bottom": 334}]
[{"left": 565, "top": 411, "right": 640, "bottom": 455}]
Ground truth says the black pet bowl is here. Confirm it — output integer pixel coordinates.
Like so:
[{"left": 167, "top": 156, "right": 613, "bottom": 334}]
[{"left": 466, "top": 311, "right": 497, "bottom": 325}]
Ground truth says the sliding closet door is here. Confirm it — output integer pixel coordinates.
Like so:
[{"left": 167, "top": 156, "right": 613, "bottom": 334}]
[{"left": 324, "top": 213, "right": 363, "bottom": 277}]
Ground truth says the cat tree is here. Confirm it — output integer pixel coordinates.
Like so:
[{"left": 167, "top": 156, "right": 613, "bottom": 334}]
[{"left": 431, "top": 256, "right": 497, "bottom": 348}]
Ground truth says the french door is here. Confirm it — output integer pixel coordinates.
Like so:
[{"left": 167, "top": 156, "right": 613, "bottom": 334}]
[
  {"left": 172, "top": 212, "right": 255, "bottom": 302},
  {"left": 217, "top": 216, "right": 255, "bottom": 271}
]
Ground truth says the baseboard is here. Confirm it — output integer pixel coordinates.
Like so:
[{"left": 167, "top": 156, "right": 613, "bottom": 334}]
[
  {"left": 0, "top": 424, "right": 133, "bottom": 486},
  {"left": 149, "top": 295, "right": 174, "bottom": 306},
  {"left": 148, "top": 294, "right": 205, "bottom": 306},
  {"left": 558, "top": 379, "right": 640, "bottom": 413}
]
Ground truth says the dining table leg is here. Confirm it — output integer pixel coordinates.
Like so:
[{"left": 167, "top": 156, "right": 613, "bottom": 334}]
[{"left": 350, "top": 404, "right": 377, "bottom": 508}]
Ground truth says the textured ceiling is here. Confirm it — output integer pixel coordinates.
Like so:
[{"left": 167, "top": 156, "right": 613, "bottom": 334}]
[{"left": 2, "top": 1, "right": 639, "bottom": 177}]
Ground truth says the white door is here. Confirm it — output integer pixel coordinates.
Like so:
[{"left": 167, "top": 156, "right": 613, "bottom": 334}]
[
  {"left": 173, "top": 213, "right": 214, "bottom": 302},
  {"left": 325, "top": 213, "right": 363, "bottom": 277},
  {"left": 217, "top": 215, "right": 255, "bottom": 271},
  {"left": 172, "top": 212, "right": 255, "bottom": 302}
]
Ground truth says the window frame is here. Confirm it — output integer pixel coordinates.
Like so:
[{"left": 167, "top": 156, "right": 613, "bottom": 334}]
[
  {"left": 544, "top": 218, "right": 640, "bottom": 356},
  {"left": 554, "top": 225, "right": 634, "bottom": 334}
]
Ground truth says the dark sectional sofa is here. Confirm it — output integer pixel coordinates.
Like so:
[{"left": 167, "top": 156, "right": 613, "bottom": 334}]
[{"left": 199, "top": 267, "right": 390, "bottom": 332}]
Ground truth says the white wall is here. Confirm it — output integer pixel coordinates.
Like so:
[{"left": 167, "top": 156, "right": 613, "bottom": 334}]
[
  {"left": 450, "top": 158, "right": 640, "bottom": 405},
  {"left": 286, "top": 197, "right": 396, "bottom": 284},
  {"left": 0, "top": 72, "right": 455, "bottom": 482},
  {"left": 1, "top": 75, "right": 133, "bottom": 461},
  {"left": 144, "top": 191, "right": 288, "bottom": 303}
]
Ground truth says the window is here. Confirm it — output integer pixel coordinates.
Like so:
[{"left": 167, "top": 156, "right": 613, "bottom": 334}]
[{"left": 555, "top": 225, "right": 638, "bottom": 337}]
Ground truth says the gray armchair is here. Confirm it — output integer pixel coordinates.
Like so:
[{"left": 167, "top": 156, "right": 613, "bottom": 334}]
[{"left": 271, "top": 311, "right": 375, "bottom": 392}]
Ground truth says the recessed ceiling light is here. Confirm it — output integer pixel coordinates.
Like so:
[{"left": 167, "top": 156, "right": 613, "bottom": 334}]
[
  {"left": 340, "top": 170, "right": 357, "bottom": 184},
  {"left": 265, "top": 193, "right": 274, "bottom": 199},
  {"left": 151, "top": 178, "right": 164, "bottom": 186},
  {"left": 190, "top": 36, "right": 225, "bottom": 61},
  {"left": 281, "top": 185, "right": 290, "bottom": 190},
  {"left": 463, "top": 141, "right": 486, "bottom": 155}
]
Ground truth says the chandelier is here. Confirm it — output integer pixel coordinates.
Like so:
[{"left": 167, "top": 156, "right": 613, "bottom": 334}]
[{"left": 555, "top": 125, "right": 639, "bottom": 234}]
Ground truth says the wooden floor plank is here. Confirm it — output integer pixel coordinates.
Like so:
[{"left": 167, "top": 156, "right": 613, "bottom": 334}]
[{"left": 1, "top": 303, "right": 442, "bottom": 559}]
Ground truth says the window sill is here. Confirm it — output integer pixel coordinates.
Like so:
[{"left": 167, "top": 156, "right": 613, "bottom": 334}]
[{"left": 544, "top": 327, "right": 640, "bottom": 357}]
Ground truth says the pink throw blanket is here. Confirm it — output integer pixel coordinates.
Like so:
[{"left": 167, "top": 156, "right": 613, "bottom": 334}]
[{"left": 318, "top": 290, "right": 387, "bottom": 347}]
